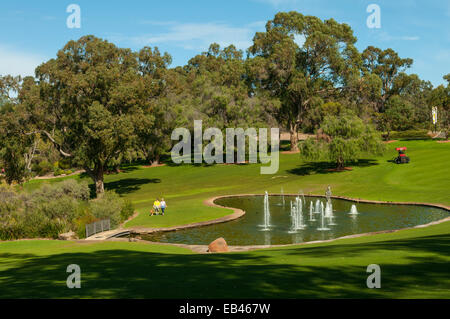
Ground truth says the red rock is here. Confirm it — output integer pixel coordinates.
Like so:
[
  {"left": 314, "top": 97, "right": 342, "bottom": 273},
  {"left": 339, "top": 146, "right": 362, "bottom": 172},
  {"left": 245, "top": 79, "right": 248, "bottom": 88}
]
[{"left": 208, "top": 237, "right": 229, "bottom": 253}]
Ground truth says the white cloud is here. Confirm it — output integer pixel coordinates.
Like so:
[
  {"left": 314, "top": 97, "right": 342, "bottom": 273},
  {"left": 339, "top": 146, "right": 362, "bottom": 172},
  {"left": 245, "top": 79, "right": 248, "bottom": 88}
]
[
  {"left": 130, "top": 22, "right": 264, "bottom": 51},
  {"left": 0, "top": 45, "right": 46, "bottom": 78},
  {"left": 376, "top": 31, "right": 420, "bottom": 42},
  {"left": 253, "top": 0, "right": 298, "bottom": 7},
  {"left": 400, "top": 36, "right": 420, "bottom": 41}
]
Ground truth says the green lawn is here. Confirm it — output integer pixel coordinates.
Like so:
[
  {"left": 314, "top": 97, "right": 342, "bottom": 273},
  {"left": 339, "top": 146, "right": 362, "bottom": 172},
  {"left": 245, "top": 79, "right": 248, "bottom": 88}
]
[
  {"left": 0, "top": 221, "right": 448, "bottom": 298},
  {"left": 22, "top": 139, "right": 450, "bottom": 228},
  {"left": 2, "top": 139, "right": 449, "bottom": 298}
]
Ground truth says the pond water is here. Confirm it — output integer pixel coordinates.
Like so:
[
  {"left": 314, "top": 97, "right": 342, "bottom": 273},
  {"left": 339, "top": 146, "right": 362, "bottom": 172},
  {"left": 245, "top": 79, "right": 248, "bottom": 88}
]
[{"left": 141, "top": 196, "right": 449, "bottom": 246}]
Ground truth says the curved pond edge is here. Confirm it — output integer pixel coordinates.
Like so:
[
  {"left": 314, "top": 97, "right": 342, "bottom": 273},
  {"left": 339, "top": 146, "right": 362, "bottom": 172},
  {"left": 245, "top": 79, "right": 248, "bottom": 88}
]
[
  {"left": 116, "top": 194, "right": 450, "bottom": 253},
  {"left": 123, "top": 195, "right": 246, "bottom": 235}
]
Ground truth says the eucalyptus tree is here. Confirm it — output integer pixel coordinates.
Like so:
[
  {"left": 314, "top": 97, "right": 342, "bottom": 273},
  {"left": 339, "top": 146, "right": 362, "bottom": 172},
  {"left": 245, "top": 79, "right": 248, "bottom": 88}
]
[
  {"left": 135, "top": 46, "right": 174, "bottom": 165},
  {"left": 361, "top": 46, "right": 413, "bottom": 112},
  {"left": 0, "top": 75, "right": 35, "bottom": 184},
  {"left": 248, "top": 11, "right": 361, "bottom": 151},
  {"left": 22, "top": 36, "right": 148, "bottom": 196},
  {"left": 428, "top": 74, "right": 450, "bottom": 139}
]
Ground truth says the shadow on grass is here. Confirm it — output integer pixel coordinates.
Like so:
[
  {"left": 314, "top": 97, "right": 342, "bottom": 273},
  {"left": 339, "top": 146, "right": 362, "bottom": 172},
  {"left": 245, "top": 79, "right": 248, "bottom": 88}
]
[
  {"left": 105, "top": 178, "right": 161, "bottom": 195},
  {"left": 288, "top": 159, "right": 379, "bottom": 176},
  {"left": 0, "top": 232, "right": 448, "bottom": 298}
]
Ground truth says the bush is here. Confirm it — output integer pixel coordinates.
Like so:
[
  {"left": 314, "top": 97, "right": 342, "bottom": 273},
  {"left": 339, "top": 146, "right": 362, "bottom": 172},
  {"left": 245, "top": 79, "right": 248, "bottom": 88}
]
[
  {"left": 89, "top": 191, "right": 135, "bottom": 228},
  {"left": 31, "top": 179, "right": 90, "bottom": 202},
  {"left": 0, "top": 180, "right": 90, "bottom": 240},
  {"left": 36, "top": 160, "right": 53, "bottom": 176},
  {"left": 121, "top": 199, "right": 135, "bottom": 221},
  {"left": 0, "top": 183, "right": 22, "bottom": 213},
  {"left": 37, "top": 196, "right": 79, "bottom": 221},
  {"left": 0, "top": 180, "right": 130, "bottom": 240},
  {"left": 389, "top": 129, "right": 431, "bottom": 140},
  {"left": 89, "top": 191, "right": 123, "bottom": 227},
  {"left": 74, "top": 209, "right": 98, "bottom": 239},
  {"left": 58, "top": 159, "right": 72, "bottom": 170},
  {"left": 53, "top": 167, "right": 63, "bottom": 176}
]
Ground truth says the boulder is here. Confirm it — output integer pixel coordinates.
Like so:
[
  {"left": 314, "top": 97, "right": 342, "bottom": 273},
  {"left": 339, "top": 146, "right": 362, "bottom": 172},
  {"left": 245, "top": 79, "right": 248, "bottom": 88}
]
[
  {"left": 58, "top": 231, "right": 77, "bottom": 241},
  {"left": 208, "top": 237, "right": 229, "bottom": 253}
]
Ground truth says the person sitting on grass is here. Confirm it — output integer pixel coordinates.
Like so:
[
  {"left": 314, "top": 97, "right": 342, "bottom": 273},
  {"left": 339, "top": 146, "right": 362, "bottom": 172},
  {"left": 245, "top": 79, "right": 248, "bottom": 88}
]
[
  {"left": 152, "top": 199, "right": 161, "bottom": 216},
  {"left": 160, "top": 198, "right": 166, "bottom": 215}
]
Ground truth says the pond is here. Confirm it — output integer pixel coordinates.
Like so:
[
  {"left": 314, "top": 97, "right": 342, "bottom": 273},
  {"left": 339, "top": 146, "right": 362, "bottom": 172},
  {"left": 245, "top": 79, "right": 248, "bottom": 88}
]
[{"left": 141, "top": 195, "right": 449, "bottom": 246}]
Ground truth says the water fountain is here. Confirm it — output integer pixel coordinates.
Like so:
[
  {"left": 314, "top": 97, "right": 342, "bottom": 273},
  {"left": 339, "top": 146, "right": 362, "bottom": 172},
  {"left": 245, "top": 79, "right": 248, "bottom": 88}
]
[
  {"left": 349, "top": 204, "right": 358, "bottom": 215},
  {"left": 299, "top": 190, "right": 306, "bottom": 207},
  {"left": 261, "top": 191, "right": 271, "bottom": 230},
  {"left": 309, "top": 201, "right": 316, "bottom": 221},
  {"left": 314, "top": 199, "right": 321, "bottom": 214},
  {"left": 325, "top": 201, "right": 337, "bottom": 226},
  {"left": 290, "top": 197, "right": 306, "bottom": 231},
  {"left": 281, "top": 187, "right": 285, "bottom": 207},
  {"left": 317, "top": 200, "right": 331, "bottom": 231}
]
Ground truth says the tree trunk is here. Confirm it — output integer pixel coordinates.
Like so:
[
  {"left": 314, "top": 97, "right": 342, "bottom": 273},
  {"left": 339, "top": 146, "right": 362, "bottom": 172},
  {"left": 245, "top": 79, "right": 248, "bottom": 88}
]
[
  {"left": 94, "top": 171, "right": 105, "bottom": 196},
  {"left": 85, "top": 164, "right": 105, "bottom": 197},
  {"left": 337, "top": 157, "right": 345, "bottom": 170},
  {"left": 150, "top": 153, "right": 160, "bottom": 166},
  {"left": 290, "top": 123, "right": 299, "bottom": 152}
]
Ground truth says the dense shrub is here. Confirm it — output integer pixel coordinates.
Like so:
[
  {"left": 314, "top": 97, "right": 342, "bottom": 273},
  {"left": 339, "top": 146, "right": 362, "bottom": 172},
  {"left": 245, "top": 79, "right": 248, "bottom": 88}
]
[
  {"left": 36, "top": 160, "right": 53, "bottom": 176},
  {"left": 121, "top": 199, "right": 135, "bottom": 221},
  {"left": 58, "top": 159, "right": 72, "bottom": 170},
  {"left": 31, "top": 179, "right": 90, "bottom": 202},
  {"left": 389, "top": 129, "right": 431, "bottom": 140},
  {"left": 0, "top": 184, "right": 22, "bottom": 213},
  {"left": 74, "top": 209, "right": 98, "bottom": 239},
  {"left": 0, "top": 179, "right": 133, "bottom": 240},
  {"left": 89, "top": 191, "right": 134, "bottom": 228}
]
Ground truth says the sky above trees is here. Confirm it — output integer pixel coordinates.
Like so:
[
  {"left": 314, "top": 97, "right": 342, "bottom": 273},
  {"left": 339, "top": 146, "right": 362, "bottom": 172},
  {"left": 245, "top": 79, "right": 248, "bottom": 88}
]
[{"left": 0, "top": 0, "right": 449, "bottom": 86}]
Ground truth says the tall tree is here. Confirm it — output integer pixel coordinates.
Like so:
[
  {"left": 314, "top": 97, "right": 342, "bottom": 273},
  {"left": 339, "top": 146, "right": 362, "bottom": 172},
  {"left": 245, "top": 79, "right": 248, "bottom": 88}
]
[
  {"left": 22, "top": 36, "right": 149, "bottom": 196},
  {"left": 248, "top": 11, "right": 360, "bottom": 151},
  {"left": 136, "top": 46, "right": 173, "bottom": 165},
  {"left": 0, "top": 75, "right": 35, "bottom": 184},
  {"left": 362, "top": 46, "right": 413, "bottom": 112},
  {"left": 428, "top": 74, "right": 450, "bottom": 139}
]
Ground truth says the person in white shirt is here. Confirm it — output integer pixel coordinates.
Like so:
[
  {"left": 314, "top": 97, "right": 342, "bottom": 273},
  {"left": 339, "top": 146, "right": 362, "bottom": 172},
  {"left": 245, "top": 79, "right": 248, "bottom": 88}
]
[{"left": 160, "top": 199, "right": 167, "bottom": 215}]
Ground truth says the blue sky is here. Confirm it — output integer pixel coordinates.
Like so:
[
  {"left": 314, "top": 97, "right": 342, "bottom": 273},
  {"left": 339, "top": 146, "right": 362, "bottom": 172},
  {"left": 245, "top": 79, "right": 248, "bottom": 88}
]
[{"left": 0, "top": 0, "right": 449, "bottom": 86}]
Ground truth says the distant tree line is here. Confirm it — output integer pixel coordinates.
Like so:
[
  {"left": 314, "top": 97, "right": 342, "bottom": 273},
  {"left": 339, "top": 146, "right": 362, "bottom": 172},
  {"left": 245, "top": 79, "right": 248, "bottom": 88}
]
[{"left": 0, "top": 11, "right": 449, "bottom": 196}]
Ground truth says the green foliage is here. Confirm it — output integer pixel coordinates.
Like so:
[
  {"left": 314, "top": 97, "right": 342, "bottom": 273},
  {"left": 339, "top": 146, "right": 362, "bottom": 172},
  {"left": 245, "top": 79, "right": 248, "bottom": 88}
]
[
  {"left": 0, "top": 180, "right": 90, "bottom": 240},
  {"left": 35, "top": 160, "right": 53, "bottom": 176},
  {"left": 389, "top": 129, "right": 431, "bottom": 140},
  {"left": 74, "top": 209, "right": 98, "bottom": 239},
  {"left": 89, "top": 191, "right": 134, "bottom": 228},
  {"left": 301, "top": 111, "right": 385, "bottom": 168},
  {"left": 384, "top": 95, "right": 416, "bottom": 131},
  {"left": 121, "top": 199, "right": 135, "bottom": 221}
]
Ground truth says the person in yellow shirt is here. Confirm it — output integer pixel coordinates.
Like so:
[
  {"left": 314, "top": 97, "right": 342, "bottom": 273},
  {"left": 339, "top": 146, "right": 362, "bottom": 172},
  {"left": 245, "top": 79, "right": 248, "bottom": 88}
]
[{"left": 152, "top": 199, "right": 161, "bottom": 216}]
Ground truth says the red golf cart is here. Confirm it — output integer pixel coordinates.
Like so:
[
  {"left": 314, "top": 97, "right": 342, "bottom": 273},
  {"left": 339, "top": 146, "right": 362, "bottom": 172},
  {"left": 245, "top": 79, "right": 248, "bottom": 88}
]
[{"left": 395, "top": 147, "right": 410, "bottom": 164}]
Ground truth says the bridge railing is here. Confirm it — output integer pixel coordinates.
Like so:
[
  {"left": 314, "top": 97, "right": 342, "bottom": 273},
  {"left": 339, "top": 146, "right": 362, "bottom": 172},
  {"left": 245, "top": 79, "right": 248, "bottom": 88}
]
[{"left": 85, "top": 219, "right": 110, "bottom": 238}]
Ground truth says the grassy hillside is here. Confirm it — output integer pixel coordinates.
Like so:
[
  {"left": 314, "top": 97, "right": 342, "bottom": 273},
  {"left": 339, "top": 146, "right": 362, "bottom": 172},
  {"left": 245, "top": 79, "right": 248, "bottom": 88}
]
[
  {"left": 1, "top": 139, "right": 449, "bottom": 298},
  {"left": 22, "top": 140, "right": 450, "bottom": 229}
]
